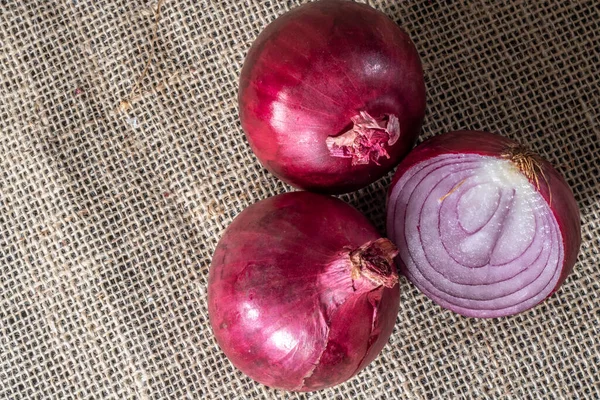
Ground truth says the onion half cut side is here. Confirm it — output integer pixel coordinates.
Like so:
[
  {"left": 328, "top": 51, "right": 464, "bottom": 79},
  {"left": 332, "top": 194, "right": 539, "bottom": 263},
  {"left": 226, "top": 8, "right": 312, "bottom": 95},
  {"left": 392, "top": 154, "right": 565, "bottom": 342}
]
[{"left": 386, "top": 131, "right": 581, "bottom": 318}]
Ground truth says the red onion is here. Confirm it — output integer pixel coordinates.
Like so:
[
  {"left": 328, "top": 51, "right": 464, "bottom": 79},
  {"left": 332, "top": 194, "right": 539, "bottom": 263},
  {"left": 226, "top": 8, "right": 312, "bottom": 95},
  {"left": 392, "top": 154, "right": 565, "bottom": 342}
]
[
  {"left": 238, "top": 0, "right": 426, "bottom": 194},
  {"left": 386, "top": 131, "right": 581, "bottom": 318},
  {"left": 208, "top": 192, "right": 400, "bottom": 391}
]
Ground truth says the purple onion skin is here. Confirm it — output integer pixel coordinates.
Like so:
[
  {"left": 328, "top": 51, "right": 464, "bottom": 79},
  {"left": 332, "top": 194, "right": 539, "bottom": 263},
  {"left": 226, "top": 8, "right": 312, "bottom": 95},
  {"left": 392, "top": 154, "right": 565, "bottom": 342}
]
[
  {"left": 239, "top": 0, "right": 426, "bottom": 194},
  {"left": 387, "top": 131, "right": 581, "bottom": 317},
  {"left": 208, "top": 192, "right": 400, "bottom": 391}
]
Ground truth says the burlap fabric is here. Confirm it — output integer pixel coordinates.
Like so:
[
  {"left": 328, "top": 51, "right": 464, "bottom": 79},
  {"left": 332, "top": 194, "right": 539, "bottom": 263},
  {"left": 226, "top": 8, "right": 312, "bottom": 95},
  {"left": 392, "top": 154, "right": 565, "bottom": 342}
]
[{"left": 1, "top": 0, "right": 598, "bottom": 398}]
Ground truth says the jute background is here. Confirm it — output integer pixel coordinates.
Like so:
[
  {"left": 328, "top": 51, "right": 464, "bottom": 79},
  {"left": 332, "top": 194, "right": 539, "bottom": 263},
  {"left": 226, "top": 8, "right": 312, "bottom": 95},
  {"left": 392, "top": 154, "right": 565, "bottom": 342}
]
[{"left": 1, "top": 0, "right": 598, "bottom": 398}]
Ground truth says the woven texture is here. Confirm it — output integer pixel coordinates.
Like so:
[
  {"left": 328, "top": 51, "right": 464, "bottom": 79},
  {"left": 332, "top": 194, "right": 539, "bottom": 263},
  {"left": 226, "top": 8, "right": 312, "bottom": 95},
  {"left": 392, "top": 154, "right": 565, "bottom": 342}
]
[{"left": 1, "top": 0, "right": 599, "bottom": 398}]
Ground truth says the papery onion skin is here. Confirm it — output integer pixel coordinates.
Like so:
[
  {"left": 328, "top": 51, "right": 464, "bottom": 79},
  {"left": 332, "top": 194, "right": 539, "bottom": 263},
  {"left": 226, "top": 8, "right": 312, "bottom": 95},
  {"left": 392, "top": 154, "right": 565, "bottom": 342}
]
[
  {"left": 208, "top": 192, "right": 400, "bottom": 391},
  {"left": 386, "top": 131, "right": 581, "bottom": 318},
  {"left": 239, "top": 0, "right": 426, "bottom": 194}
]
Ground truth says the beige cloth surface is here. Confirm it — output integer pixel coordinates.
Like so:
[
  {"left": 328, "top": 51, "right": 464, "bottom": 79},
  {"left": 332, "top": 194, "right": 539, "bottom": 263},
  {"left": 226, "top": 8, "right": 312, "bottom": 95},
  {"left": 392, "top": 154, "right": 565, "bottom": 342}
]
[{"left": 1, "top": 0, "right": 599, "bottom": 398}]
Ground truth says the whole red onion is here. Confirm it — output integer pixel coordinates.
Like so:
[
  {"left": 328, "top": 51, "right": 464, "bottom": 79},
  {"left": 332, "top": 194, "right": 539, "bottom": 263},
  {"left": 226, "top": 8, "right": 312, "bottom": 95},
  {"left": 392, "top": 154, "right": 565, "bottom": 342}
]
[
  {"left": 208, "top": 192, "right": 400, "bottom": 391},
  {"left": 386, "top": 131, "right": 581, "bottom": 318},
  {"left": 239, "top": 0, "right": 426, "bottom": 194}
]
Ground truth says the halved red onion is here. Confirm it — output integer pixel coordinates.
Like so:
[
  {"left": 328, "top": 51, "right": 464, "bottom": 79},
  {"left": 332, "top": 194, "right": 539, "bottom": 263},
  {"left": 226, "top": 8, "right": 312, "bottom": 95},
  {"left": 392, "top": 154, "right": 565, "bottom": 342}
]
[{"left": 386, "top": 131, "right": 581, "bottom": 318}]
